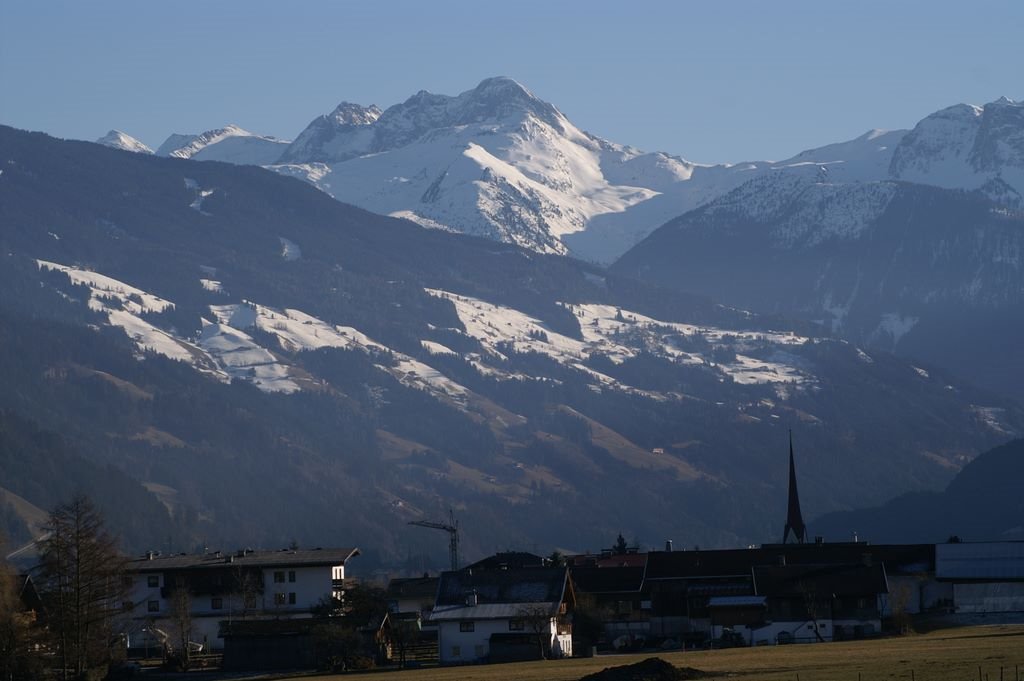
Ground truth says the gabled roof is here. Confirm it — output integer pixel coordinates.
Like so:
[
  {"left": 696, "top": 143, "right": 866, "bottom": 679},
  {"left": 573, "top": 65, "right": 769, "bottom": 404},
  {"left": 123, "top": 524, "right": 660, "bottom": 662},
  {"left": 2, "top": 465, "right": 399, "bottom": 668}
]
[
  {"left": 430, "top": 567, "right": 569, "bottom": 621},
  {"left": 435, "top": 567, "right": 568, "bottom": 607},
  {"left": 124, "top": 547, "right": 359, "bottom": 572}
]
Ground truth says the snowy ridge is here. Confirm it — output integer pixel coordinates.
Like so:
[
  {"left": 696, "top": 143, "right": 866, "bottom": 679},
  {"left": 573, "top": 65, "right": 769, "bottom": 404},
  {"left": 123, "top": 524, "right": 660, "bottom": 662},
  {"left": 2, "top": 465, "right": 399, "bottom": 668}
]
[
  {"left": 273, "top": 77, "right": 1005, "bottom": 262},
  {"left": 132, "top": 80, "right": 1022, "bottom": 262},
  {"left": 156, "top": 124, "right": 290, "bottom": 166},
  {"left": 890, "top": 97, "right": 1024, "bottom": 206},
  {"left": 96, "top": 130, "right": 153, "bottom": 154},
  {"left": 698, "top": 171, "right": 900, "bottom": 246}
]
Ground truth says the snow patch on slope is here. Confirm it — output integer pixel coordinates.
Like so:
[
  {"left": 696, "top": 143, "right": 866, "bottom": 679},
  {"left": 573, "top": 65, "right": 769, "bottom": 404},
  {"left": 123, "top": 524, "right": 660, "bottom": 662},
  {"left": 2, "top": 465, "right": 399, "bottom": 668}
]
[
  {"left": 37, "top": 260, "right": 174, "bottom": 314},
  {"left": 428, "top": 290, "right": 812, "bottom": 392}
]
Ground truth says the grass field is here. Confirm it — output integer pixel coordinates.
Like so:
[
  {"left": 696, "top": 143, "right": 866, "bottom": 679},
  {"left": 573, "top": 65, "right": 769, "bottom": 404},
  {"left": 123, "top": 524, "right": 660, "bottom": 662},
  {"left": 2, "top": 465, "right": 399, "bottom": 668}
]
[{"left": 300, "top": 625, "right": 1024, "bottom": 681}]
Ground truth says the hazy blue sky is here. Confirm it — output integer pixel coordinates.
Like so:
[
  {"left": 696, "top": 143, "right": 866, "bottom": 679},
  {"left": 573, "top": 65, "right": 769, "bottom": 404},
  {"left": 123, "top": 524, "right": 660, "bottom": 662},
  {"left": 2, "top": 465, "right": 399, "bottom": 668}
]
[{"left": 2, "top": 0, "right": 1021, "bottom": 163}]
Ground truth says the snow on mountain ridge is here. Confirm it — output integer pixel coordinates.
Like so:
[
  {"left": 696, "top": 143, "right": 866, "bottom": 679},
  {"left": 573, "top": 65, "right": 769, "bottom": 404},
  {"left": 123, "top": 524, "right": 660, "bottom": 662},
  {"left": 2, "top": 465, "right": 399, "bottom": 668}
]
[
  {"left": 96, "top": 130, "right": 153, "bottom": 154},
  {"left": 156, "top": 124, "right": 291, "bottom": 166},
  {"left": 890, "top": 97, "right": 1024, "bottom": 206}
]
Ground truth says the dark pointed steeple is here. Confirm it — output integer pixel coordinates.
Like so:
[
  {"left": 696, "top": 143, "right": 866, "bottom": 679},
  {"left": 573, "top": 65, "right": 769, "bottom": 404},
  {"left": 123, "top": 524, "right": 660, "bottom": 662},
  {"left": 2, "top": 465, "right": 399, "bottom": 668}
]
[{"left": 783, "top": 430, "right": 807, "bottom": 544}]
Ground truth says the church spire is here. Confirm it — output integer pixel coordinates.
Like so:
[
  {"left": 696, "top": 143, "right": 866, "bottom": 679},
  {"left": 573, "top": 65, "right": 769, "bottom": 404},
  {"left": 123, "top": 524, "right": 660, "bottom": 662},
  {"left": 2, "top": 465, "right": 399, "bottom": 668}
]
[{"left": 783, "top": 430, "right": 807, "bottom": 544}]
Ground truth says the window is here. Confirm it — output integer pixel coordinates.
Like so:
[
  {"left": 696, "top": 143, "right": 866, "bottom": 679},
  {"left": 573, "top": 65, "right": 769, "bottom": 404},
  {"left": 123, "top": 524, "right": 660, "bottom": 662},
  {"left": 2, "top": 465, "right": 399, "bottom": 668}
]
[
  {"left": 450, "top": 646, "right": 460, "bottom": 658},
  {"left": 474, "top": 644, "right": 486, "bottom": 658},
  {"left": 274, "top": 592, "right": 286, "bottom": 606},
  {"left": 273, "top": 571, "right": 285, "bottom": 583},
  {"left": 147, "top": 601, "right": 159, "bottom": 613},
  {"left": 508, "top": 619, "right": 525, "bottom": 631},
  {"left": 459, "top": 621, "right": 475, "bottom": 632},
  {"left": 147, "top": 575, "right": 159, "bottom": 588},
  {"left": 211, "top": 597, "right": 223, "bottom": 610},
  {"left": 288, "top": 570, "right": 296, "bottom": 583},
  {"left": 243, "top": 593, "right": 257, "bottom": 609},
  {"left": 288, "top": 592, "right": 296, "bottom": 605}
]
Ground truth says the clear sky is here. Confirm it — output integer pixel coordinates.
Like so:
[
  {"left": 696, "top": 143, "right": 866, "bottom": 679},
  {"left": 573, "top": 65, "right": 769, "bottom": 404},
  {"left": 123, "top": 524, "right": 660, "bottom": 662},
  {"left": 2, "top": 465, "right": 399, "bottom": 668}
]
[{"left": 1, "top": 0, "right": 1021, "bottom": 164}]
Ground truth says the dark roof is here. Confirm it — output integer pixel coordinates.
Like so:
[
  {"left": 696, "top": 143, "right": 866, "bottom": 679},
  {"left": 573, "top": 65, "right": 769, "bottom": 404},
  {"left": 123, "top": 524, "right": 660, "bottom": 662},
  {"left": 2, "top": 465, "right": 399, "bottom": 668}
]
[
  {"left": 570, "top": 566, "right": 645, "bottom": 594},
  {"left": 435, "top": 567, "right": 568, "bottom": 607},
  {"left": 753, "top": 563, "right": 888, "bottom": 597},
  {"left": 645, "top": 543, "right": 933, "bottom": 580},
  {"left": 386, "top": 576, "right": 439, "bottom": 600},
  {"left": 936, "top": 541, "right": 1024, "bottom": 581},
  {"left": 125, "top": 547, "right": 359, "bottom": 572},
  {"left": 569, "top": 553, "right": 648, "bottom": 568},
  {"left": 464, "top": 551, "right": 547, "bottom": 571},
  {"left": 645, "top": 549, "right": 761, "bottom": 579}
]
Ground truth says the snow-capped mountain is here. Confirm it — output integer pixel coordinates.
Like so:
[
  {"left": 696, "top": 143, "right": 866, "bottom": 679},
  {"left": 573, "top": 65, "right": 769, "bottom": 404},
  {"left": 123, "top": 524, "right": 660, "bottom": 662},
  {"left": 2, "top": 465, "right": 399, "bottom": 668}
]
[
  {"left": 132, "top": 81, "right": 1021, "bottom": 264},
  {"left": 276, "top": 101, "right": 383, "bottom": 164},
  {"left": 95, "top": 129, "right": 153, "bottom": 154},
  {"left": 267, "top": 78, "right": 974, "bottom": 262},
  {"left": 155, "top": 124, "right": 290, "bottom": 165},
  {"left": 273, "top": 77, "right": 690, "bottom": 257},
  {"left": 890, "top": 96, "right": 1024, "bottom": 207}
]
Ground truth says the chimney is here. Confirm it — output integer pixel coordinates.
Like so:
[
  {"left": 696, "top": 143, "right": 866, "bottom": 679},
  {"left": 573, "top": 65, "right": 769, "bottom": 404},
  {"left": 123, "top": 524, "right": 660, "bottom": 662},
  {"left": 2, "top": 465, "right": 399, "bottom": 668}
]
[
  {"left": 146, "top": 550, "right": 155, "bottom": 560},
  {"left": 665, "top": 540, "right": 673, "bottom": 552}
]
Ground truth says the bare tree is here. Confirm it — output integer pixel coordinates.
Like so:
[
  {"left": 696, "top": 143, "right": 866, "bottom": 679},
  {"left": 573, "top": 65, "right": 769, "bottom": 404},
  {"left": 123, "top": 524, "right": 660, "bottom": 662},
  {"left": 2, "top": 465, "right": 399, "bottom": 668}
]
[
  {"left": 798, "top": 580, "right": 826, "bottom": 643},
  {"left": 516, "top": 604, "right": 554, "bottom": 660},
  {"left": 37, "top": 495, "right": 127, "bottom": 680},
  {"left": 167, "top": 586, "right": 194, "bottom": 670}
]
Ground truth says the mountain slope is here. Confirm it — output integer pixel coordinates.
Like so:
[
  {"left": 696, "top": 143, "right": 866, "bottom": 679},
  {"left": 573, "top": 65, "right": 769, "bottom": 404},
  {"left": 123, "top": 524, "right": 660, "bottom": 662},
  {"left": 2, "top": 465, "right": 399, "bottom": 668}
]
[
  {"left": 612, "top": 170, "right": 1024, "bottom": 401},
  {"left": 812, "top": 438, "right": 1024, "bottom": 543},
  {"left": 2, "top": 124, "right": 1021, "bottom": 566}
]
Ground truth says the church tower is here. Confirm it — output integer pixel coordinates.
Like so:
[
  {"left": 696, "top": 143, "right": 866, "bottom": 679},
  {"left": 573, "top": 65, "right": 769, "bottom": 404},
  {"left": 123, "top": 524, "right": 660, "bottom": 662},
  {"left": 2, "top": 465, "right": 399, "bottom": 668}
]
[{"left": 782, "top": 430, "right": 808, "bottom": 544}]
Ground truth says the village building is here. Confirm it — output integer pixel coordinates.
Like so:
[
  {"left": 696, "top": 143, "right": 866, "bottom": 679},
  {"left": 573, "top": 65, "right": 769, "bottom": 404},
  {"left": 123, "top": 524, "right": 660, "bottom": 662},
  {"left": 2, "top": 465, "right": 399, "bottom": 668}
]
[
  {"left": 430, "top": 566, "right": 574, "bottom": 664},
  {"left": 936, "top": 541, "right": 1024, "bottom": 615},
  {"left": 120, "top": 546, "right": 359, "bottom": 653}
]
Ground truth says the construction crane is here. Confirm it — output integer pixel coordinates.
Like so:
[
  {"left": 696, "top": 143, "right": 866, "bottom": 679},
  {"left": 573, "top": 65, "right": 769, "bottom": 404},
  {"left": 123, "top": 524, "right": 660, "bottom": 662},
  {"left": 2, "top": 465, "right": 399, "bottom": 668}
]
[{"left": 409, "top": 509, "right": 459, "bottom": 571}]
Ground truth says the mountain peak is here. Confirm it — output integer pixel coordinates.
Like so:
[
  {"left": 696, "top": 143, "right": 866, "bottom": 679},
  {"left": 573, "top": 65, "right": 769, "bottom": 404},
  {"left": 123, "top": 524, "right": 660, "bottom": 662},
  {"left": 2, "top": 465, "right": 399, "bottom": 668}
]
[
  {"left": 96, "top": 129, "right": 153, "bottom": 154},
  {"left": 328, "top": 102, "right": 382, "bottom": 126}
]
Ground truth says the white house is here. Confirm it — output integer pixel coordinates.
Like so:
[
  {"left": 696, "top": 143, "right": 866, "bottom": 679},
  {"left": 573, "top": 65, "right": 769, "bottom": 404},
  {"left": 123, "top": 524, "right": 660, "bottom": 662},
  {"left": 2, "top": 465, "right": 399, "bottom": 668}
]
[
  {"left": 429, "top": 567, "right": 573, "bottom": 664},
  {"left": 120, "top": 546, "right": 359, "bottom": 652}
]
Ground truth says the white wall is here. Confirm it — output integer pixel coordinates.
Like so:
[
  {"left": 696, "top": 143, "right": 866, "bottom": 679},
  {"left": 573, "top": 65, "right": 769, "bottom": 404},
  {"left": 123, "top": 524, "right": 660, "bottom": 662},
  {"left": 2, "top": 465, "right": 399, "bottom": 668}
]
[
  {"left": 259, "top": 565, "right": 337, "bottom": 612},
  {"left": 122, "top": 562, "right": 345, "bottom": 651},
  {"left": 954, "top": 583, "right": 1024, "bottom": 613},
  {"left": 437, "top": 617, "right": 564, "bottom": 663}
]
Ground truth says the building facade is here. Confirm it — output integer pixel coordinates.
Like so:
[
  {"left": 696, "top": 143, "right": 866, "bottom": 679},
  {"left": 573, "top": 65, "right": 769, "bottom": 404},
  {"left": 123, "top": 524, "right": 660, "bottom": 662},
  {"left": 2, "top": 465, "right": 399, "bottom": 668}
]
[{"left": 120, "top": 547, "right": 359, "bottom": 652}]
